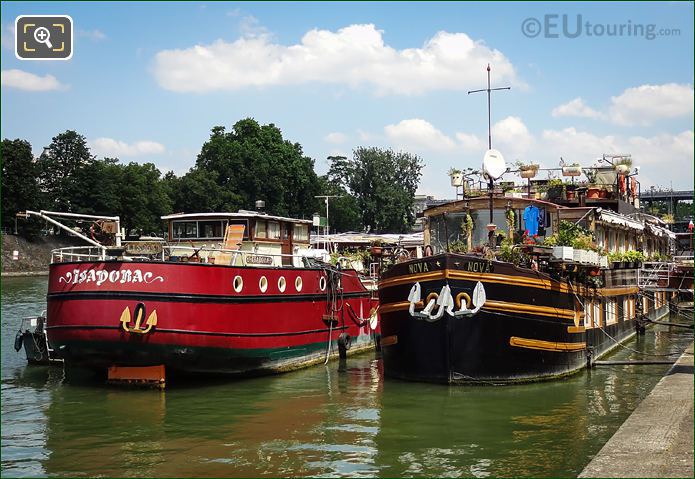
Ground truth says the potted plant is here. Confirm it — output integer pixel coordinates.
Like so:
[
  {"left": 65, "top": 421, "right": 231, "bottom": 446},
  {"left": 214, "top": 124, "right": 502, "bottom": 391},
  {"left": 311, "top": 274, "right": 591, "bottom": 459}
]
[
  {"left": 608, "top": 251, "right": 624, "bottom": 269},
  {"left": 614, "top": 157, "right": 632, "bottom": 174},
  {"left": 516, "top": 161, "right": 539, "bottom": 179},
  {"left": 562, "top": 163, "right": 582, "bottom": 177},
  {"left": 370, "top": 239, "right": 384, "bottom": 255},
  {"left": 565, "top": 183, "right": 577, "bottom": 200},
  {"left": 546, "top": 178, "right": 564, "bottom": 201},
  {"left": 448, "top": 167, "right": 464, "bottom": 187}
]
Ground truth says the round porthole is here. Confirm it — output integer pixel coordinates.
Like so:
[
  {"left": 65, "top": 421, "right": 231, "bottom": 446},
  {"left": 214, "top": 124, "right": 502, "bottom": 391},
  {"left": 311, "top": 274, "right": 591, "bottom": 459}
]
[
  {"left": 278, "top": 276, "right": 286, "bottom": 293},
  {"left": 319, "top": 276, "right": 327, "bottom": 292},
  {"left": 259, "top": 276, "right": 268, "bottom": 293},
  {"left": 233, "top": 275, "right": 243, "bottom": 293},
  {"left": 295, "top": 276, "right": 303, "bottom": 292}
]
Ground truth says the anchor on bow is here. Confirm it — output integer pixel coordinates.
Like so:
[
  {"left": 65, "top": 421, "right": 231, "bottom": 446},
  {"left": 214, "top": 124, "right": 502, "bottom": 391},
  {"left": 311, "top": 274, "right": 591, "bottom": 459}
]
[{"left": 407, "top": 281, "right": 486, "bottom": 321}]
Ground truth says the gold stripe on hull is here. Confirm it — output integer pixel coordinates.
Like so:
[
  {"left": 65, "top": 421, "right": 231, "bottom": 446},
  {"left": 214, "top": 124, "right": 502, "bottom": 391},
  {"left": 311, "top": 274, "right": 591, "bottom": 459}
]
[
  {"left": 509, "top": 336, "right": 586, "bottom": 352},
  {"left": 379, "top": 269, "right": 571, "bottom": 293},
  {"left": 379, "top": 299, "right": 575, "bottom": 320}
]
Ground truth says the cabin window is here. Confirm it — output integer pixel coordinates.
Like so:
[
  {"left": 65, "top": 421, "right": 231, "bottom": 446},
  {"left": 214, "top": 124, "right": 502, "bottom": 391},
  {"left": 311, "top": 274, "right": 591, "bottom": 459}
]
[
  {"left": 593, "top": 301, "right": 601, "bottom": 328},
  {"left": 294, "top": 224, "right": 309, "bottom": 241},
  {"left": 471, "top": 210, "right": 510, "bottom": 246},
  {"left": 268, "top": 221, "right": 281, "bottom": 240},
  {"left": 199, "top": 220, "right": 225, "bottom": 239},
  {"left": 255, "top": 220, "right": 267, "bottom": 239},
  {"left": 584, "top": 300, "right": 592, "bottom": 327},
  {"left": 172, "top": 221, "right": 198, "bottom": 239}
]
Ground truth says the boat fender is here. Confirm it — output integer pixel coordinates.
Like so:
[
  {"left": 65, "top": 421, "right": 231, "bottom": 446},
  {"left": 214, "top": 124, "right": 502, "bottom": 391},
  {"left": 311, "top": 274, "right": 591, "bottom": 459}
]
[
  {"left": 338, "top": 333, "right": 351, "bottom": 359},
  {"left": 14, "top": 331, "right": 23, "bottom": 352},
  {"left": 424, "top": 245, "right": 434, "bottom": 257}
]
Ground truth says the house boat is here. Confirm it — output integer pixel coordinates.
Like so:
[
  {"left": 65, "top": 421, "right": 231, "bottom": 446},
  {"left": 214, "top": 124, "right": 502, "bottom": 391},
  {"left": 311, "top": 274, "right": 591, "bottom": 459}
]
[
  {"left": 36, "top": 210, "right": 379, "bottom": 384},
  {"left": 378, "top": 161, "right": 677, "bottom": 384}
]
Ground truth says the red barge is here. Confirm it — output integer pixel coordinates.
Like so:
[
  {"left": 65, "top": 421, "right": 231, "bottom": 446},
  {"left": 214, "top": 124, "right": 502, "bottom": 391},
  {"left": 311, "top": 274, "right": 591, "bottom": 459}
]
[{"left": 35, "top": 210, "right": 380, "bottom": 384}]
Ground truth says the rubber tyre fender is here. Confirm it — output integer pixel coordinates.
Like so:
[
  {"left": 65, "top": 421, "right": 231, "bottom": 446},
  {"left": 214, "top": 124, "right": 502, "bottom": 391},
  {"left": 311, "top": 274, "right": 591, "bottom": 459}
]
[{"left": 337, "top": 333, "right": 351, "bottom": 359}]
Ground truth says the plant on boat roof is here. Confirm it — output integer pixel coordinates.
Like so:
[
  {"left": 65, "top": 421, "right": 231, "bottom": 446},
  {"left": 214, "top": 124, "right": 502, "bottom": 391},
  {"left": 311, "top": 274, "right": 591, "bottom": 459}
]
[
  {"left": 506, "top": 208, "right": 515, "bottom": 232},
  {"left": 571, "top": 233, "right": 595, "bottom": 251},
  {"left": 515, "top": 160, "right": 539, "bottom": 170},
  {"left": 614, "top": 156, "right": 632, "bottom": 167},
  {"left": 623, "top": 250, "right": 646, "bottom": 263},
  {"left": 608, "top": 251, "right": 624, "bottom": 263},
  {"left": 448, "top": 239, "right": 468, "bottom": 254},
  {"left": 547, "top": 178, "right": 564, "bottom": 188},
  {"left": 448, "top": 167, "right": 462, "bottom": 176},
  {"left": 496, "top": 237, "right": 526, "bottom": 265},
  {"left": 551, "top": 220, "right": 591, "bottom": 247}
]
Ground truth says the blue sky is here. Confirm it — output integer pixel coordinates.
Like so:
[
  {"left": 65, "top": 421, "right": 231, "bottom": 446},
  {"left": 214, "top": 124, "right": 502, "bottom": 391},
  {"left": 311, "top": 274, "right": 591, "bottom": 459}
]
[{"left": 2, "top": 1, "right": 693, "bottom": 196}]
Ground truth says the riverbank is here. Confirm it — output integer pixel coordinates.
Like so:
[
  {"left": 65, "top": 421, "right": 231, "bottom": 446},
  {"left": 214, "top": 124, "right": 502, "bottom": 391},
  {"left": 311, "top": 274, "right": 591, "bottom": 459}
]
[
  {"left": 1, "top": 234, "right": 79, "bottom": 276},
  {"left": 579, "top": 341, "right": 694, "bottom": 478}
]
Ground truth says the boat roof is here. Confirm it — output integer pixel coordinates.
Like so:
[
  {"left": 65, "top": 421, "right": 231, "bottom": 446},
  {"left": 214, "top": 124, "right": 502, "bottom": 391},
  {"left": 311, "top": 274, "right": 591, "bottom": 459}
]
[{"left": 161, "top": 211, "right": 313, "bottom": 225}]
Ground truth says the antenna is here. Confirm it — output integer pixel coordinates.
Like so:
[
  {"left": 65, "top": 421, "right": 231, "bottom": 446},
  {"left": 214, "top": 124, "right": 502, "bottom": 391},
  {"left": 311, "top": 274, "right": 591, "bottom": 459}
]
[
  {"left": 468, "top": 65, "right": 511, "bottom": 245},
  {"left": 468, "top": 64, "right": 511, "bottom": 151}
]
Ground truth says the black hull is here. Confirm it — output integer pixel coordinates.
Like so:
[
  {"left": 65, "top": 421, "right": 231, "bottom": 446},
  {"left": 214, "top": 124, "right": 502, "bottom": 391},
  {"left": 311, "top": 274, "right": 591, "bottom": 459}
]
[{"left": 379, "top": 254, "right": 670, "bottom": 384}]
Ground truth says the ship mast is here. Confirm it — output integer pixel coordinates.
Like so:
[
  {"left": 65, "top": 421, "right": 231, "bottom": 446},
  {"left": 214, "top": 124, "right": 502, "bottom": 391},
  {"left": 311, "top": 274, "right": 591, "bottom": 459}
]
[{"left": 468, "top": 64, "right": 511, "bottom": 245}]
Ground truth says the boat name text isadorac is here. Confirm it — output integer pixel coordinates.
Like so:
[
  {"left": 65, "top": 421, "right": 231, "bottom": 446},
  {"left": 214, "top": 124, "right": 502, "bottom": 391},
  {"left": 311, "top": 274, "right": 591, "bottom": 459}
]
[{"left": 58, "top": 269, "right": 164, "bottom": 286}]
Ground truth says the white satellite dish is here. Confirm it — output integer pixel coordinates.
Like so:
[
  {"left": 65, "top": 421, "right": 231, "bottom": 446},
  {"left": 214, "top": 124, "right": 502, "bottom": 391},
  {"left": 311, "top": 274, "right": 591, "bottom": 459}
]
[{"left": 482, "top": 149, "right": 506, "bottom": 180}]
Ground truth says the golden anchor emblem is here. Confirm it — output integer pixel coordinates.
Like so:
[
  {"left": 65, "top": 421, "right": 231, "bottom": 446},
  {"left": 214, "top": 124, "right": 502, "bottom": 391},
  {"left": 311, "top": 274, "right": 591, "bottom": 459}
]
[{"left": 120, "top": 303, "right": 157, "bottom": 334}]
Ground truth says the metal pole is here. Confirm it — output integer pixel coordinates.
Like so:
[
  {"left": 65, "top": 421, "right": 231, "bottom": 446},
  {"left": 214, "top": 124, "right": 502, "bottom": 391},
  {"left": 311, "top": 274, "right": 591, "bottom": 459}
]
[{"left": 487, "top": 64, "right": 492, "bottom": 150}]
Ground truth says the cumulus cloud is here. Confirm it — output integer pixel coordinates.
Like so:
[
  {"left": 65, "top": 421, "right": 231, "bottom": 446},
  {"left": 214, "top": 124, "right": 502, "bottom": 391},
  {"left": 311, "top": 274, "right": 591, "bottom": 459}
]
[
  {"left": 1, "top": 69, "right": 66, "bottom": 91},
  {"left": 90, "top": 138, "right": 166, "bottom": 157},
  {"left": 385, "top": 119, "right": 457, "bottom": 152},
  {"left": 491, "top": 116, "right": 534, "bottom": 158},
  {"left": 455, "top": 132, "right": 484, "bottom": 151},
  {"left": 608, "top": 83, "right": 694, "bottom": 126},
  {"left": 551, "top": 97, "right": 602, "bottom": 119},
  {"left": 324, "top": 132, "right": 347, "bottom": 144},
  {"left": 152, "top": 24, "right": 519, "bottom": 95}
]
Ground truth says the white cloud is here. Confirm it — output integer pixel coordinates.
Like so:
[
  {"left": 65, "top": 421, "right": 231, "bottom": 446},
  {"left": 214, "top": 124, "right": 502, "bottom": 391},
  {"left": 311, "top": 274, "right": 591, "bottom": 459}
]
[
  {"left": 324, "top": 132, "right": 347, "bottom": 144},
  {"left": 1, "top": 69, "right": 66, "bottom": 91},
  {"left": 385, "top": 119, "right": 457, "bottom": 152},
  {"left": 90, "top": 138, "right": 166, "bottom": 157},
  {"left": 551, "top": 97, "right": 602, "bottom": 119},
  {"left": 609, "top": 83, "right": 694, "bottom": 126},
  {"left": 491, "top": 116, "right": 534, "bottom": 158},
  {"left": 455, "top": 132, "right": 484, "bottom": 151},
  {"left": 152, "top": 24, "right": 519, "bottom": 95},
  {"left": 541, "top": 127, "right": 693, "bottom": 188},
  {"left": 78, "top": 29, "right": 107, "bottom": 41}
]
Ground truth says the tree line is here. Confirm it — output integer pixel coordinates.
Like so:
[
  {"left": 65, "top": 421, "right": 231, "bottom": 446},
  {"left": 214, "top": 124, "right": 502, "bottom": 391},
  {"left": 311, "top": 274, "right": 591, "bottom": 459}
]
[{"left": 1, "top": 118, "right": 423, "bottom": 238}]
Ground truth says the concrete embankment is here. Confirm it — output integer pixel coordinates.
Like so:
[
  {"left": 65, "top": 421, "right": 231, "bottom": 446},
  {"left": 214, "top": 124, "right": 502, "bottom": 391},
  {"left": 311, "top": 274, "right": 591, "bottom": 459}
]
[
  {"left": 2, "top": 234, "right": 79, "bottom": 277},
  {"left": 579, "top": 342, "right": 694, "bottom": 478}
]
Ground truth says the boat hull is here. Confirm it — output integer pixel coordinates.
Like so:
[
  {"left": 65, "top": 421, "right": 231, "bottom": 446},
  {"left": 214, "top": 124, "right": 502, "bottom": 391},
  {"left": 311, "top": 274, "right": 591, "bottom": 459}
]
[
  {"left": 47, "top": 261, "right": 379, "bottom": 376},
  {"left": 378, "top": 254, "right": 667, "bottom": 384}
]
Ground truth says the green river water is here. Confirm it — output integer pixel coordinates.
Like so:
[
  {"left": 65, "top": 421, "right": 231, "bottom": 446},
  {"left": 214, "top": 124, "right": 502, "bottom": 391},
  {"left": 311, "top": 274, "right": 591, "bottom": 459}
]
[{"left": 1, "top": 276, "right": 692, "bottom": 477}]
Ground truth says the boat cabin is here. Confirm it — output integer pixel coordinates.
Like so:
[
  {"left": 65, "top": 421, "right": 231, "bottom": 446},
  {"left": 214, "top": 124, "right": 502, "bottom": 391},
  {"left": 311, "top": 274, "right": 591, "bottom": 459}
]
[{"left": 162, "top": 211, "right": 312, "bottom": 267}]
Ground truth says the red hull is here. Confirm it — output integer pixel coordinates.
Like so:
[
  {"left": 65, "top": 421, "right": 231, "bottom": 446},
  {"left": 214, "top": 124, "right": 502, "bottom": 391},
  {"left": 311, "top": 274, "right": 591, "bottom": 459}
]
[{"left": 47, "top": 261, "right": 379, "bottom": 375}]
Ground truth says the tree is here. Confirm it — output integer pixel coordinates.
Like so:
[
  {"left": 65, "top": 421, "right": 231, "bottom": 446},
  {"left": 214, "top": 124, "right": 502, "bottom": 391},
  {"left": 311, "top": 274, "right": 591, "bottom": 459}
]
[
  {"left": 1, "top": 139, "right": 40, "bottom": 229},
  {"left": 194, "top": 118, "right": 320, "bottom": 218},
  {"left": 117, "top": 162, "right": 172, "bottom": 236},
  {"left": 316, "top": 175, "right": 362, "bottom": 233},
  {"left": 328, "top": 148, "right": 423, "bottom": 233},
  {"left": 36, "top": 130, "right": 95, "bottom": 211}
]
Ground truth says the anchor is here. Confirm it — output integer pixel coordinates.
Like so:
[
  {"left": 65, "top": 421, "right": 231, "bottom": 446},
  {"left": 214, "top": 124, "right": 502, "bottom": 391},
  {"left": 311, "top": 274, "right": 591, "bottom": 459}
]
[
  {"left": 120, "top": 303, "right": 158, "bottom": 334},
  {"left": 407, "top": 281, "right": 486, "bottom": 321}
]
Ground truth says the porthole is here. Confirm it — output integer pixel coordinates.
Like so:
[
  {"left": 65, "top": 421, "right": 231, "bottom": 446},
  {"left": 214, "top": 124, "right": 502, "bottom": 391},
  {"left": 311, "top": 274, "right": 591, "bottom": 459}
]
[
  {"left": 259, "top": 276, "right": 268, "bottom": 293},
  {"left": 319, "top": 276, "right": 327, "bottom": 292},
  {"left": 295, "top": 276, "right": 303, "bottom": 292},
  {"left": 233, "top": 275, "right": 243, "bottom": 293},
  {"left": 278, "top": 276, "right": 286, "bottom": 293}
]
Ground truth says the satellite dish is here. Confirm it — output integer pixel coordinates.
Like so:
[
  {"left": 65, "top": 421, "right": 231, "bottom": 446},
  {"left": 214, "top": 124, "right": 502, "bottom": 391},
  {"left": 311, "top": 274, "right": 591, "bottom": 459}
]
[{"left": 482, "top": 149, "right": 506, "bottom": 180}]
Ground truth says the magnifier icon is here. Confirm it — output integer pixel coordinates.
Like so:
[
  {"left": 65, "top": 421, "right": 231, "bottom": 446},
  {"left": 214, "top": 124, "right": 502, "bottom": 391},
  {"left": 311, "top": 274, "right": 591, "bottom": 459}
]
[{"left": 33, "top": 27, "right": 53, "bottom": 49}]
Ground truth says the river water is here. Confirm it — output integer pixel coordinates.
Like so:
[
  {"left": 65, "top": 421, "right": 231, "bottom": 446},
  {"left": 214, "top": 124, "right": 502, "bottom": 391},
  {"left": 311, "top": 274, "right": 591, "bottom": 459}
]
[{"left": 1, "top": 276, "right": 692, "bottom": 477}]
